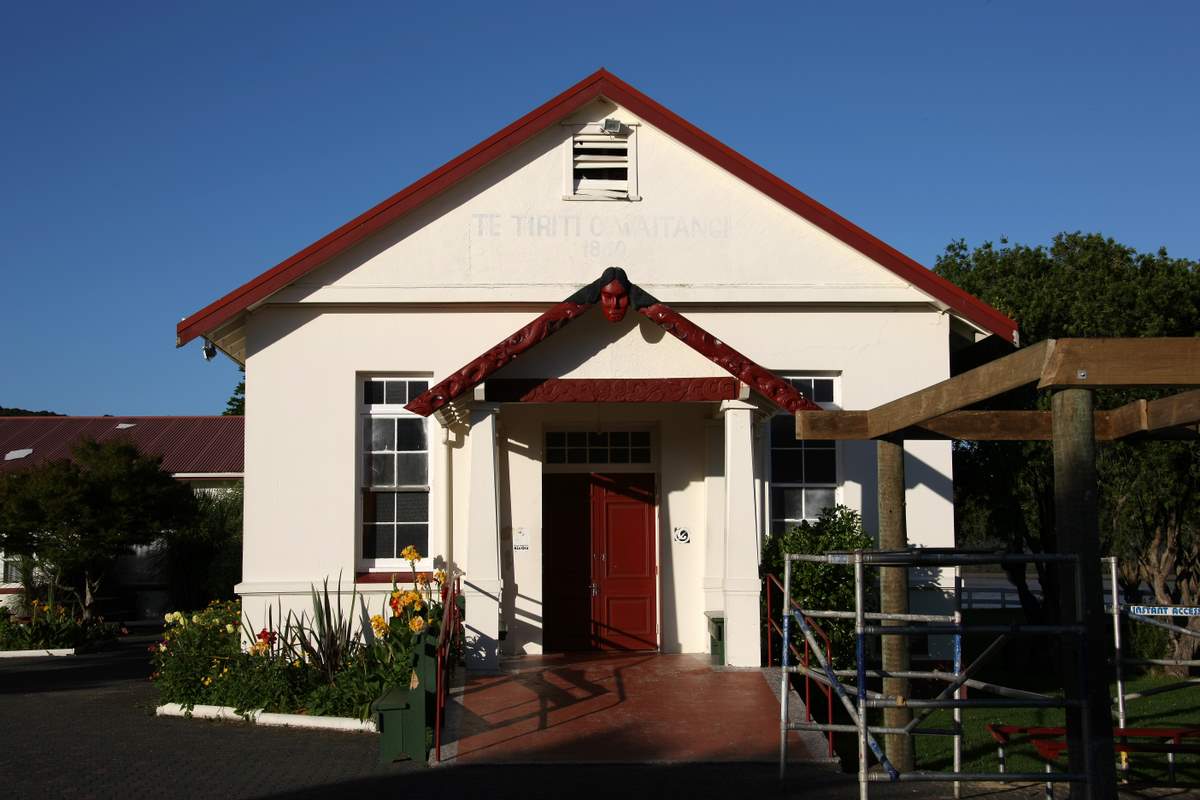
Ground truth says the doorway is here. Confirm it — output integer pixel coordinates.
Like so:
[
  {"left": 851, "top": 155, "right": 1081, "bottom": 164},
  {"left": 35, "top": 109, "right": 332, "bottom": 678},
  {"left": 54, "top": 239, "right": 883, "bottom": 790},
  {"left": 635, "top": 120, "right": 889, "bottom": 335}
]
[{"left": 542, "top": 473, "right": 657, "bottom": 651}]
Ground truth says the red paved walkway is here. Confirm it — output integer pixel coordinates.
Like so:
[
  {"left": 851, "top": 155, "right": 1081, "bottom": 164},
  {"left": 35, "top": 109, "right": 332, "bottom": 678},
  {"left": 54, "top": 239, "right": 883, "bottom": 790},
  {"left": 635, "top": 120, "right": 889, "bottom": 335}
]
[{"left": 450, "top": 652, "right": 826, "bottom": 764}]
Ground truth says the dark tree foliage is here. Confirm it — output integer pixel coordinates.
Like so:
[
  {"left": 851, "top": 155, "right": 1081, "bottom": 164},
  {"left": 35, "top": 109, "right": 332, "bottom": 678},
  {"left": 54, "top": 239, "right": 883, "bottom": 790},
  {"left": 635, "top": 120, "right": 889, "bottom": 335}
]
[
  {"left": 934, "top": 233, "right": 1200, "bottom": 665},
  {"left": 0, "top": 407, "right": 61, "bottom": 416},
  {"left": 160, "top": 486, "right": 243, "bottom": 609},
  {"left": 0, "top": 439, "right": 197, "bottom": 617},
  {"left": 224, "top": 367, "right": 245, "bottom": 416}
]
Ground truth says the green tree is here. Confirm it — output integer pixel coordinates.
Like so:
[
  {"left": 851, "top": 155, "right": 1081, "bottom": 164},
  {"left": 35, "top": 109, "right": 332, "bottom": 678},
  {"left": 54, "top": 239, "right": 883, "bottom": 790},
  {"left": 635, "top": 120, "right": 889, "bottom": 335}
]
[
  {"left": 225, "top": 368, "right": 244, "bottom": 415},
  {"left": 160, "top": 485, "right": 243, "bottom": 609},
  {"left": 934, "top": 232, "right": 1200, "bottom": 666},
  {"left": 0, "top": 439, "right": 197, "bottom": 618}
]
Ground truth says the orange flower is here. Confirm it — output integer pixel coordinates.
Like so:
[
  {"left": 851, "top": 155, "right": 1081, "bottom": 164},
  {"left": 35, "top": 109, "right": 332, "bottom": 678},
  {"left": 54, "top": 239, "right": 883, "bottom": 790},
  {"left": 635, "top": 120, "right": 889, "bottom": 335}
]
[
  {"left": 408, "top": 616, "right": 426, "bottom": 634},
  {"left": 370, "top": 614, "right": 389, "bottom": 638}
]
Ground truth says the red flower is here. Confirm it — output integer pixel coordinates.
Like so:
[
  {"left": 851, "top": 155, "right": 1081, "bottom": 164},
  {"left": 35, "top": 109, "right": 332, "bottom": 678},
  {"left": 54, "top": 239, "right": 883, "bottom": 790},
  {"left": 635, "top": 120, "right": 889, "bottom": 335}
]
[{"left": 256, "top": 628, "right": 276, "bottom": 645}]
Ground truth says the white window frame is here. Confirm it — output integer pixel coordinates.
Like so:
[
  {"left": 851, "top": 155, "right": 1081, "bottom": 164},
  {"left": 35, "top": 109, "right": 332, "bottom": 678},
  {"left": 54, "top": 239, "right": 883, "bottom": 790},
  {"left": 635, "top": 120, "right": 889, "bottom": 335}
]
[
  {"left": 766, "top": 375, "right": 841, "bottom": 534},
  {"left": 561, "top": 121, "right": 641, "bottom": 201},
  {"left": 358, "top": 376, "right": 435, "bottom": 573}
]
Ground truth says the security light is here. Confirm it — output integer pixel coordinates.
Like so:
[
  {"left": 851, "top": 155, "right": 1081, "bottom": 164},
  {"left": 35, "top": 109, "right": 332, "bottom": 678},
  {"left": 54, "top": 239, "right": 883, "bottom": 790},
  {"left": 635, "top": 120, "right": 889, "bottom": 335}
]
[
  {"left": 201, "top": 339, "right": 217, "bottom": 361},
  {"left": 602, "top": 117, "right": 622, "bottom": 134}
]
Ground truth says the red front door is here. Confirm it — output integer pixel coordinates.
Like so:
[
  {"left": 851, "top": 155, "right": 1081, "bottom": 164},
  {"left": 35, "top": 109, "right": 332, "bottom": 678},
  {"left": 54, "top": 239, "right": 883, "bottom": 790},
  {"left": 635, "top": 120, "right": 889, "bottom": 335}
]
[{"left": 590, "top": 473, "right": 657, "bottom": 650}]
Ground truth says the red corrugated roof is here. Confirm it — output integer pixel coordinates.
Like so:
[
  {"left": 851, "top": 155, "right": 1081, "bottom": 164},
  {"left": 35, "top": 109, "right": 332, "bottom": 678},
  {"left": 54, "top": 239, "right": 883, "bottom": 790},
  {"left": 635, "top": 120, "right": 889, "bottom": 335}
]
[
  {"left": 176, "top": 68, "right": 1018, "bottom": 350},
  {"left": 0, "top": 417, "right": 243, "bottom": 476}
]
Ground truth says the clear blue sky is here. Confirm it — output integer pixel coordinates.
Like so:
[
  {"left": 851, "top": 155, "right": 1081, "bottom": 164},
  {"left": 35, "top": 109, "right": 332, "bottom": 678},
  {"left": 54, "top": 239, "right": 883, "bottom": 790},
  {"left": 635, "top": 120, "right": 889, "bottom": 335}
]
[{"left": 2, "top": 2, "right": 1196, "bottom": 416}]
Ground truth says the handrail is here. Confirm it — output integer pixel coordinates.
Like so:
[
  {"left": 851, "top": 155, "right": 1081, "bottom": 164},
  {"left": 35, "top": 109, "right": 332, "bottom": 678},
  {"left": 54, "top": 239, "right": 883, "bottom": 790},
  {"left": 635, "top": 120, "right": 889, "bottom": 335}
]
[
  {"left": 766, "top": 571, "right": 834, "bottom": 758},
  {"left": 433, "top": 576, "right": 462, "bottom": 762}
]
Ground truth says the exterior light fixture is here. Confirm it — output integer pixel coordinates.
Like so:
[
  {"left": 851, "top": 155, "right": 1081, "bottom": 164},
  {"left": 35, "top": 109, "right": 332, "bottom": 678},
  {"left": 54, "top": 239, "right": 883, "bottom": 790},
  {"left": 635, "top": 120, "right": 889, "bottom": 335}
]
[{"left": 602, "top": 117, "right": 622, "bottom": 134}]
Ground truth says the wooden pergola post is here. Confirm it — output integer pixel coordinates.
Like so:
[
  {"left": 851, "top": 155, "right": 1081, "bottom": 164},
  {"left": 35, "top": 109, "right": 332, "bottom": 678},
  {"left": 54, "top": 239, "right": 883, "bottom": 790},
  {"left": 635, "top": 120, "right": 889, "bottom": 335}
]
[
  {"left": 877, "top": 437, "right": 913, "bottom": 770},
  {"left": 1052, "top": 388, "right": 1116, "bottom": 799}
]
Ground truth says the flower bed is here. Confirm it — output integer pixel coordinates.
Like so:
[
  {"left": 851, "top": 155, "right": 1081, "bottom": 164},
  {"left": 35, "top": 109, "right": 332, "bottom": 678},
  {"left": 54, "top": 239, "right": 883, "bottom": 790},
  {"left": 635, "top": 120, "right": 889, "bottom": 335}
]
[
  {"left": 0, "top": 600, "right": 121, "bottom": 652},
  {"left": 151, "top": 555, "right": 449, "bottom": 722}
]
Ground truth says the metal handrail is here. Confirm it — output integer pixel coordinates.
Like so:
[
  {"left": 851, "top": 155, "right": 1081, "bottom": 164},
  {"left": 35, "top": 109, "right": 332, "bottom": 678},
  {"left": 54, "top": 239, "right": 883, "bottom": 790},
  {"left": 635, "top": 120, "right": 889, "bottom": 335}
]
[
  {"left": 433, "top": 576, "right": 462, "bottom": 763},
  {"left": 766, "top": 572, "right": 834, "bottom": 758}
]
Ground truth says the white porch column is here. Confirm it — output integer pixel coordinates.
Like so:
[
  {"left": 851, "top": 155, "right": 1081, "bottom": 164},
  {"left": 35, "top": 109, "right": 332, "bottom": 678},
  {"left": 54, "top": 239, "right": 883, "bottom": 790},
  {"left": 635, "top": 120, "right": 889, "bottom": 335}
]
[
  {"left": 463, "top": 404, "right": 501, "bottom": 672},
  {"left": 721, "top": 399, "right": 762, "bottom": 667},
  {"left": 703, "top": 421, "right": 725, "bottom": 612}
]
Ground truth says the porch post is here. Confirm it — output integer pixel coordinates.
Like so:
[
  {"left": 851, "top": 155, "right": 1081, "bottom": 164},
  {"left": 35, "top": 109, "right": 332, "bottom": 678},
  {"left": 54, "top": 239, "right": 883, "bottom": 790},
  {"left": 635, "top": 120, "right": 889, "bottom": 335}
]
[
  {"left": 463, "top": 403, "right": 502, "bottom": 672},
  {"left": 721, "top": 399, "right": 762, "bottom": 667},
  {"left": 703, "top": 421, "right": 726, "bottom": 612}
]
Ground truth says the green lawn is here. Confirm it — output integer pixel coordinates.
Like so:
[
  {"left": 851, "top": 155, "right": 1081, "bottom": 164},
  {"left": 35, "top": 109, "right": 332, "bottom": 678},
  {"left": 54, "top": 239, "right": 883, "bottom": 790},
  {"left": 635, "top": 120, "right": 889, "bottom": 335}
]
[{"left": 912, "top": 674, "right": 1200, "bottom": 783}]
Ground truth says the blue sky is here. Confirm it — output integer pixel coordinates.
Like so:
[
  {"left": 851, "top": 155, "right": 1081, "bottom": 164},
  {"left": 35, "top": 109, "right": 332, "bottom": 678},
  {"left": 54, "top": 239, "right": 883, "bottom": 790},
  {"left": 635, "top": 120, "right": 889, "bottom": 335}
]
[{"left": 2, "top": 2, "right": 1197, "bottom": 415}]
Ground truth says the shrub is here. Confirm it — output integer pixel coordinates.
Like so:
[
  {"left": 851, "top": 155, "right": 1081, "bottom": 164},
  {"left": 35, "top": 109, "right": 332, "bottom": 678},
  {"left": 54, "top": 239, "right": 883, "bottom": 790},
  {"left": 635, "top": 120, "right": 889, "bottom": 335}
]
[
  {"left": 151, "top": 553, "right": 454, "bottom": 721},
  {"left": 762, "top": 505, "right": 874, "bottom": 668},
  {"left": 0, "top": 599, "right": 119, "bottom": 650}
]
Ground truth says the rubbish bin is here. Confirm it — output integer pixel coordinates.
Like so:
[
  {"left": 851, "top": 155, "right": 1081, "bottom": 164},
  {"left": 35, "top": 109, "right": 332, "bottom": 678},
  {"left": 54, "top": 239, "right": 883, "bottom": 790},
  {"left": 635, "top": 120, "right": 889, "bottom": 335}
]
[{"left": 705, "top": 611, "right": 725, "bottom": 666}]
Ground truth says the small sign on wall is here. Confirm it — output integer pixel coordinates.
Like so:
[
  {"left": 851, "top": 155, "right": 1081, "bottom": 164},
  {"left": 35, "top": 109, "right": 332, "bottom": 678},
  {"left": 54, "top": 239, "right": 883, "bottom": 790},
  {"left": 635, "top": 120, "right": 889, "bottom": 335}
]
[{"left": 512, "top": 527, "right": 530, "bottom": 552}]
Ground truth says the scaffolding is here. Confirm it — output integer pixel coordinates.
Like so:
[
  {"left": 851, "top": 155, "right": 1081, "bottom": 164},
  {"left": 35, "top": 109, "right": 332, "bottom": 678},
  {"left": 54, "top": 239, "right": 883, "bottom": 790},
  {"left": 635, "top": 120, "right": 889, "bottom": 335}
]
[{"left": 778, "top": 548, "right": 1092, "bottom": 800}]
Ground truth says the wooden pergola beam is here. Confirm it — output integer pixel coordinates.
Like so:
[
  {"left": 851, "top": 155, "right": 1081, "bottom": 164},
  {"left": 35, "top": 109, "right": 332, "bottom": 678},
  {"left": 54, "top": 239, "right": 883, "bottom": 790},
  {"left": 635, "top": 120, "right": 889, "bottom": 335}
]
[
  {"left": 865, "top": 340, "right": 1055, "bottom": 439},
  {"left": 1038, "top": 338, "right": 1200, "bottom": 389}
]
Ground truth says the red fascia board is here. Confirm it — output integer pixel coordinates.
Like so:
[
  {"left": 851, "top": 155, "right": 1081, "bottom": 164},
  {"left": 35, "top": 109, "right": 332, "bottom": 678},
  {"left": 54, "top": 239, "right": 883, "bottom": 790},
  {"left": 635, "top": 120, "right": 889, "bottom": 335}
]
[{"left": 177, "top": 69, "right": 1017, "bottom": 347}]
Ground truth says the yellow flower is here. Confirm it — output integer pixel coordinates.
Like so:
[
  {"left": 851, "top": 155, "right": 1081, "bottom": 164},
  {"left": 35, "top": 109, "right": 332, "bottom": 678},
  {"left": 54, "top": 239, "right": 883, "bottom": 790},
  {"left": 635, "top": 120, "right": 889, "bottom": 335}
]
[
  {"left": 191, "top": 614, "right": 201, "bottom": 624},
  {"left": 409, "top": 616, "right": 426, "bottom": 634},
  {"left": 370, "top": 614, "right": 389, "bottom": 638},
  {"left": 225, "top": 624, "right": 235, "bottom": 634},
  {"left": 202, "top": 676, "right": 212, "bottom": 687},
  {"left": 434, "top": 569, "right": 447, "bottom": 585},
  {"left": 415, "top": 573, "right": 430, "bottom": 587},
  {"left": 400, "top": 545, "right": 421, "bottom": 563}
]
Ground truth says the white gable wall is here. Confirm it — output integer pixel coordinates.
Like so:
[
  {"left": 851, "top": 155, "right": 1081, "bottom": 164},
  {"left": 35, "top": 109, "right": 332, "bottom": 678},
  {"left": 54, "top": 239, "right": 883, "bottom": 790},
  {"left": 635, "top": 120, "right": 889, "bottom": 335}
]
[{"left": 234, "top": 98, "right": 960, "bottom": 655}]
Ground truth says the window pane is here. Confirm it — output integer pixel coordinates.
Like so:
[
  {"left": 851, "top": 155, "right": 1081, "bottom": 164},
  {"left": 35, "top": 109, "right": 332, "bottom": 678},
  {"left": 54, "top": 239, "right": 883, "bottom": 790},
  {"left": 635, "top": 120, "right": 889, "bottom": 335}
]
[
  {"left": 396, "top": 524, "right": 429, "bottom": 556},
  {"left": 588, "top": 432, "right": 607, "bottom": 447},
  {"left": 771, "top": 487, "right": 804, "bottom": 520},
  {"left": 805, "top": 449, "right": 836, "bottom": 484},
  {"left": 610, "top": 447, "right": 629, "bottom": 464},
  {"left": 630, "top": 447, "right": 651, "bottom": 464},
  {"left": 771, "top": 449, "right": 804, "bottom": 483},
  {"left": 395, "top": 453, "right": 428, "bottom": 485},
  {"left": 771, "top": 519, "right": 789, "bottom": 535},
  {"left": 610, "top": 431, "right": 629, "bottom": 447},
  {"left": 790, "top": 378, "right": 813, "bottom": 399},
  {"left": 546, "top": 432, "right": 566, "bottom": 448},
  {"left": 385, "top": 381, "right": 406, "bottom": 405},
  {"left": 567, "top": 432, "right": 587, "bottom": 448},
  {"left": 366, "top": 491, "right": 395, "bottom": 523},
  {"left": 408, "top": 380, "right": 429, "bottom": 397},
  {"left": 366, "top": 418, "right": 394, "bottom": 452},
  {"left": 365, "top": 381, "right": 385, "bottom": 404},
  {"left": 363, "top": 524, "right": 395, "bottom": 559},
  {"left": 630, "top": 431, "right": 650, "bottom": 447},
  {"left": 813, "top": 379, "right": 834, "bottom": 404},
  {"left": 546, "top": 447, "right": 566, "bottom": 464},
  {"left": 396, "top": 419, "right": 426, "bottom": 451},
  {"left": 567, "top": 447, "right": 587, "bottom": 464},
  {"left": 804, "top": 488, "right": 835, "bottom": 518},
  {"left": 396, "top": 492, "right": 428, "bottom": 522},
  {"left": 589, "top": 448, "right": 608, "bottom": 464},
  {"left": 369, "top": 454, "right": 395, "bottom": 486},
  {"left": 770, "top": 415, "right": 797, "bottom": 447}
]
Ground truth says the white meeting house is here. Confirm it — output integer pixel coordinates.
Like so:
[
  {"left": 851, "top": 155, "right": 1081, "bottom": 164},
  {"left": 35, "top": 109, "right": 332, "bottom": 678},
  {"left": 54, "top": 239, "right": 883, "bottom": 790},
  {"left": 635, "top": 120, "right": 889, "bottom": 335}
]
[{"left": 176, "top": 70, "right": 1017, "bottom": 669}]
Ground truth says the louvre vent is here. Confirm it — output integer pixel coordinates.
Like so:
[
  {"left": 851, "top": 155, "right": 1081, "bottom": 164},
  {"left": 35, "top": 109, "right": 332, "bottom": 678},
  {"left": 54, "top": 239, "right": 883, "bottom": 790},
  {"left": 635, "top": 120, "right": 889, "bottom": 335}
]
[{"left": 572, "top": 131, "right": 629, "bottom": 199}]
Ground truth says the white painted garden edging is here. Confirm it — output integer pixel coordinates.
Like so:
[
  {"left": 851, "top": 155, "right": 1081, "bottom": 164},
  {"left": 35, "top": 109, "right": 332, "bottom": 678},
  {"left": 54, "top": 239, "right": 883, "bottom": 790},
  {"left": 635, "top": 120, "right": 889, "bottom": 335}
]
[
  {"left": 156, "top": 703, "right": 377, "bottom": 733},
  {"left": 0, "top": 647, "right": 75, "bottom": 658}
]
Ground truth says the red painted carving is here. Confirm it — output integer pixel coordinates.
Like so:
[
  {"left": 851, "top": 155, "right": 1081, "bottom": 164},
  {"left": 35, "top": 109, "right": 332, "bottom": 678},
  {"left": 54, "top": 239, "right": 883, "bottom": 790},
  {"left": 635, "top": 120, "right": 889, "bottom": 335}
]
[
  {"left": 599, "top": 279, "right": 630, "bottom": 322},
  {"left": 404, "top": 301, "right": 590, "bottom": 416},
  {"left": 638, "top": 303, "right": 821, "bottom": 412},
  {"left": 485, "top": 378, "right": 740, "bottom": 404}
]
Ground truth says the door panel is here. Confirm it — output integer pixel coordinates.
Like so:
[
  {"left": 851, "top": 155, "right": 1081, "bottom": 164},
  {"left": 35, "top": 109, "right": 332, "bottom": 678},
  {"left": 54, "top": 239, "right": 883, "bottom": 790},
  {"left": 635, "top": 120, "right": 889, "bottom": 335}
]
[
  {"left": 590, "top": 473, "right": 657, "bottom": 650},
  {"left": 542, "top": 474, "right": 592, "bottom": 651}
]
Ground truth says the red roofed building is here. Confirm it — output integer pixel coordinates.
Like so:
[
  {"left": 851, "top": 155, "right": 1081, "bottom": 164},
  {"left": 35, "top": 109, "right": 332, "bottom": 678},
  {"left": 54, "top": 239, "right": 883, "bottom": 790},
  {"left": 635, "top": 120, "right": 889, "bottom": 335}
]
[{"left": 175, "top": 70, "right": 1014, "bottom": 669}]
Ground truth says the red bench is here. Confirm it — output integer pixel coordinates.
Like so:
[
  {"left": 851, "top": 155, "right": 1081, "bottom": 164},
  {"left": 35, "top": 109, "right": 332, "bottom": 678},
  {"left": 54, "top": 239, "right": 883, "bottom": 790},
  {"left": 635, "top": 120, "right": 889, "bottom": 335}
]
[{"left": 986, "top": 724, "right": 1200, "bottom": 797}]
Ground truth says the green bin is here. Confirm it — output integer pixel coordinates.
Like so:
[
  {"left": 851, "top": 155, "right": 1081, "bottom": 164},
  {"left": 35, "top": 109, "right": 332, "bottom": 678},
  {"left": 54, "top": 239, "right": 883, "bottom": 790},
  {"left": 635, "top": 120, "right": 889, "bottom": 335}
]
[
  {"left": 371, "top": 630, "right": 438, "bottom": 764},
  {"left": 705, "top": 611, "right": 725, "bottom": 666}
]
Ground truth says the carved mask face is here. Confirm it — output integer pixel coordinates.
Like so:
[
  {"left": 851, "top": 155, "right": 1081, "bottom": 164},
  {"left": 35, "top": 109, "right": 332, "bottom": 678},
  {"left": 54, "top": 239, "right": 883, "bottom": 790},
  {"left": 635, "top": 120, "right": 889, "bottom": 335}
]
[{"left": 599, "top": 279, "right": 630, "bottom": 322}]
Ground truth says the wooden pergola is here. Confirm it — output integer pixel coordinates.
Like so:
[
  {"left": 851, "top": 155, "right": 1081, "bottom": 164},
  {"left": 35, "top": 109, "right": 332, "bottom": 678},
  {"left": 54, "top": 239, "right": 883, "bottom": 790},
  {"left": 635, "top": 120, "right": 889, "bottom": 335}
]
[{"left": 794, "top": 337, "right": 1200, "bottom": 797}]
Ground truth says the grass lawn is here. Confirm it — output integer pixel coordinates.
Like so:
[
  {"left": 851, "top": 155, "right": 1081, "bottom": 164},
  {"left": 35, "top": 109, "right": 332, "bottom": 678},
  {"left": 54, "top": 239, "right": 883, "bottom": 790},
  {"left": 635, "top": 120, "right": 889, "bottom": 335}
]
[{"left": 913, "top": 674, "right": 1200, "bottom": 784}]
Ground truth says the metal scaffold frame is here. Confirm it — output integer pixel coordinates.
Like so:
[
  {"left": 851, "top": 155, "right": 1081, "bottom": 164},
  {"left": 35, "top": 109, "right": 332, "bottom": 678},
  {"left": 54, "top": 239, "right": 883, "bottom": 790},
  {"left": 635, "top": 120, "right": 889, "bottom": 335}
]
[{"left": 778, "top": 548, "right": 1091, "bottom": 800}]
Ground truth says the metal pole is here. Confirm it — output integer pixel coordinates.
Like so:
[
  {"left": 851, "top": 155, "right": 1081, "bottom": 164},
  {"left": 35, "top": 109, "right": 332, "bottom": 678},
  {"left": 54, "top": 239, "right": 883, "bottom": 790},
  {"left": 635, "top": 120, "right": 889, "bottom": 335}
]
[
  {"left": 779, "top": 556, "right": 792, "bottom": 778},
  {"left": 954, "top": 567, "right": 963, "bottom": 800},
  {"left": 856, "top": 549, "right": 869, "bottom": 800},
  {"left": 1109, "top": 557, "right": 1127, "bottom": 777}
]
